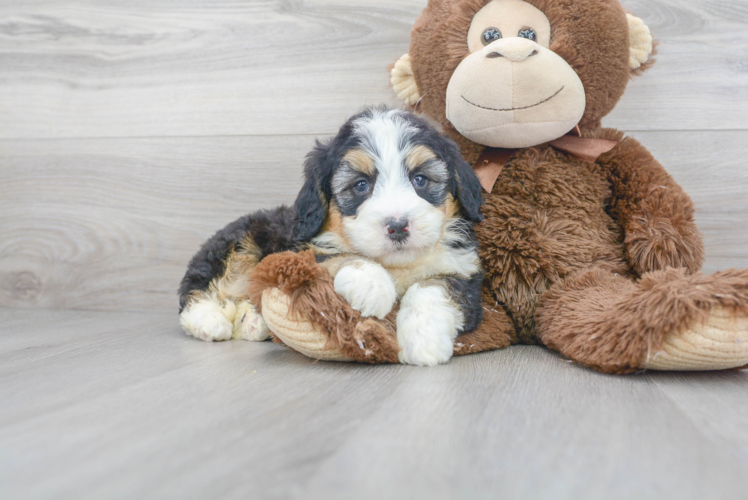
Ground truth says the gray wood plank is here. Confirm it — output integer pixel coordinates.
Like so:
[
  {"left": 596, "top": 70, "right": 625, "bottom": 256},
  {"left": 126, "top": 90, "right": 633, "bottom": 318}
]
[
  {"left": 0, "top": 0, "right": 418, "bottom": 139},
  {"left": 0, "top": 135, "right": 314, "bottom": 311},
  {"left": 0, "top": 0, "right": 746, "bottom": 139},
  {"left": 607, "top": 0, "right": 748, "bottom": 131},
  {"left": 298, "top": 354, "right": 748, "bottom": 500},
  {"left": 647, "top": 371, "right": 748, "bottom": 469},
  {"left": 0, "top": 309, "right": 746, "bottom": 500},
  {"left": 2, "top": 131, "right": 746, "bottom": 312}
]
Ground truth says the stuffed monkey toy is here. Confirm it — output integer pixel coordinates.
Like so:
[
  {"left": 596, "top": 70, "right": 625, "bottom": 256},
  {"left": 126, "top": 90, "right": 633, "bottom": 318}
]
[{"left": 253, "top": 0, "right": 748, "bottom": 373}]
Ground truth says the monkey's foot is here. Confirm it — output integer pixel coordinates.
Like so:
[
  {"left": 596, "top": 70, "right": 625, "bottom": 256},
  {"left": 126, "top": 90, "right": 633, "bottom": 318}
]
[
  {"left": 642, "top": 307, "right": 748, "bottom": 371},
  {"left": 250, "top": 250, "right": 400, "bottom": 364},
  {"left": 262, "top": 288, "right": 354, "bottom": 362}
]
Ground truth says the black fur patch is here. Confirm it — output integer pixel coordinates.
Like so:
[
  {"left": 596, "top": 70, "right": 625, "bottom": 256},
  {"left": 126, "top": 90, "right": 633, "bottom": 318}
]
[
  {"left": 446, "top": 272, "right": 485, "bottom": 334},
  {"left": 292, "top": 142, "right": 331, "bottom": 242},
  {"left": 446, "top": 220, "right": 479, "bottom": 251},
  {"left": 178, "top": 205, "right": 299, "bottom": 311}
]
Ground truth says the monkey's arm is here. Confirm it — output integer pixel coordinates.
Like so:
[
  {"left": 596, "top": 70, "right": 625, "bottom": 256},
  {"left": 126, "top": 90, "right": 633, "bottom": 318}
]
[{"left": 596, "top": 129, "right": 704, "bottom": 276}]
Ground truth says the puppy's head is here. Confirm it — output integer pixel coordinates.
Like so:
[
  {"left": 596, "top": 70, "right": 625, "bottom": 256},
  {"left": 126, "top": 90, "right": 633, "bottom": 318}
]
[{"left": 293, "top": 107, "right": 483, "bottom": 266}]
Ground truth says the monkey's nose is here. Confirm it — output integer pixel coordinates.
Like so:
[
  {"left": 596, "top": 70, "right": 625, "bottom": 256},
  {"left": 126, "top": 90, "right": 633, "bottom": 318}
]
[
  {"left": 484, "top": 38, "right": 538, "bottom": 62},
  {"left": 385, "top": 218, "right": 410, "bottom": 242}
]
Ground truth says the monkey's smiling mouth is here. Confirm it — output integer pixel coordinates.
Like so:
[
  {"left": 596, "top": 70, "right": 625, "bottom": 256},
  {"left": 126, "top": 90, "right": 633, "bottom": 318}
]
[{"left": 461, "top": 86, "right": 565, "bottom": 112}]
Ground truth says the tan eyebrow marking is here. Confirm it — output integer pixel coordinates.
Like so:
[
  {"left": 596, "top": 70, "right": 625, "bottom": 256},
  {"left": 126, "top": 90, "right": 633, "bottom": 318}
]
[
  {"left": 343, "top": 149, "right": 376, "bottom": 175},
  {"left": 406, "top": 145, "right": 438, "bottom": 171}
]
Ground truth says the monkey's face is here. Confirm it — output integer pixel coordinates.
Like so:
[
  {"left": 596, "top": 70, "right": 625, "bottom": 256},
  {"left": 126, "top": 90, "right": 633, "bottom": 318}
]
[
  {"left": 445, "top": 0, "right": 587, "bottom": 148},
  {"left": 394, "top": 0, "right": 652, "bottom": 149}
]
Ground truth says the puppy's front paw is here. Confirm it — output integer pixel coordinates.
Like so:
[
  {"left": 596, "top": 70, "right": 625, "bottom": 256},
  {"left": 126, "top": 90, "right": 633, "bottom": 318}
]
[
  {"left": 233, "top": 301, "right": 270, "bottom": 341},
  {"left": 180, "top": 297, "right": 236, "bottom": 342},
  {"left": 334, "top": 260, "right": 397, "bottom": 319},
  {"left": 397, "top": 284, "right": 464, "bottom": 366}
]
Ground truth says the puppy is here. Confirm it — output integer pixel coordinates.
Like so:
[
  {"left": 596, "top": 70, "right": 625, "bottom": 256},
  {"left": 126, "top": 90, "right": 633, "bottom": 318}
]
[{"left": 179, "top": 107, "right": 485, "bottom": 366}]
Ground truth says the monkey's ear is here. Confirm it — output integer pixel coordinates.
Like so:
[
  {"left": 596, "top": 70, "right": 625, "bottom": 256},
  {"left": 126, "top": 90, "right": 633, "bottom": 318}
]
[
  {"left": 390, "top": 54, "right": 422, "bottom": 107},
  {"left": 627, "top": 14, "right": 654, "bottom": 72},
  {"left": 293, "top": 142, "right": 330, "bottom": 241}
]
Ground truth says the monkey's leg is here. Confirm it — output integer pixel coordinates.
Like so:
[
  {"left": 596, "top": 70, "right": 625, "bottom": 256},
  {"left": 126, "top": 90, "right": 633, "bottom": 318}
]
[
  {"left": 536, "top": 266, "right": 748, "bottom": 374},
  {"left": 453, "top": 285, "right": 515, "bottom": 356},
  {"left": 249, "top": 250, "right": 400, "bottom": 363}
]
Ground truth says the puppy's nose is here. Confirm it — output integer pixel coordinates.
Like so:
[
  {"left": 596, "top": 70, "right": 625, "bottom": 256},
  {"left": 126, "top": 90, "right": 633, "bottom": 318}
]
[
  {"left": 484, "top": 38, "right": 538, "bottom": 62},
  {"left": 385, "top": 218, "right": 409, "bottom": 242}
]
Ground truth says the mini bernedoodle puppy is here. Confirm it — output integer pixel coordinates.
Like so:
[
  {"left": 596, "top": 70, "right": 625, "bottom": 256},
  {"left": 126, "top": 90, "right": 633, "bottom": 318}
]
[{"left": 179, "top": 107, "right": 485, "bottom": 366}]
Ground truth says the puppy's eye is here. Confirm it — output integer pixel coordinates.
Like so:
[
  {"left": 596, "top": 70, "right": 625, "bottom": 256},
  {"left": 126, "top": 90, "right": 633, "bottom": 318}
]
[
  {"left": 481, "top": 27, "right": 502, "bottom": 46},
  {"left": 518, "top": 28, "right": 536, "bottom": 41},
  {"left": 353, "top": 180, "right": 370, "bottom": 194},
  {"left": 412, "top": 174, "right": 427, "bottom": 189}
]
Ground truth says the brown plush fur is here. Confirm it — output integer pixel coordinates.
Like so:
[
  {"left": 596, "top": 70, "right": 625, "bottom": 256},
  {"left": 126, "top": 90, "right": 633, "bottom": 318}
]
[
  {"left": 537, "top": 267, "right": 748, "bottom": 373},
  {"left": 596, "top": 129, "right": 704, "bottom": 275},
  {"left": 476, "top": 141, "right": 632, "bottom": 342},
  {"left": 472, "top": 128, "right": 707, "bottom": 344},
  {"left": 249, "top": 250, "right": 400, "bottom": 363},
  {"left": 452, "top": 285, "right": 515, "bottom": 355}
]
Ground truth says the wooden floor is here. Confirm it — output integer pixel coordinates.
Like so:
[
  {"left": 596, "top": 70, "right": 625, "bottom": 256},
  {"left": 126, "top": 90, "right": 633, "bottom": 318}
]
[
  {"left": 1, "top": 0, "right": 748, "bottom": 498},
  {"left": 0, "top": 308, "right": 747, "bottom": 499}
]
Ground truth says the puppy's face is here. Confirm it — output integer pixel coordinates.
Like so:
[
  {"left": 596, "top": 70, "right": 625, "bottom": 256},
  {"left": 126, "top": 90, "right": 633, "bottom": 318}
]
[
  {"left": 331, "top": 114, "right": 454, "bottom": 265},
  {"left": 294, "top": 108, "right": 484, "bottom": 266}
]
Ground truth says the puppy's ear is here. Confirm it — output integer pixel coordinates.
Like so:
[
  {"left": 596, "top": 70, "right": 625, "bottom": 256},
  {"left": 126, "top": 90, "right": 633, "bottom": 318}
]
[
  {"left": 447, "top": 143, "right": 484, "bottom": 223},
  {"left": 293, "top": 140, "right": 330, "bottom": 241}
]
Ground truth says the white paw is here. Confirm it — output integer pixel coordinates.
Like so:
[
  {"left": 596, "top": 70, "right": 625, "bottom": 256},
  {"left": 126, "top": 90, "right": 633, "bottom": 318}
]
[
  {"left": 397, "top": 284, "right": 464, "bottom": 366},
  {"left": 180, "top": 296, "right": 236, "bottom": 342},
  {"left": 334, "top": 260, "right": 397, "bottom": 319},
  {"left": 232, "top": 301, "right": 270, "bottom": 341}
]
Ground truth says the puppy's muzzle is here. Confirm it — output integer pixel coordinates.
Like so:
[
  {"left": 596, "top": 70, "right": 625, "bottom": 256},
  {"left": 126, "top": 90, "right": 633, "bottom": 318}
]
[{"left": 385, "top": 218, "right": 410, "bottom": 243}]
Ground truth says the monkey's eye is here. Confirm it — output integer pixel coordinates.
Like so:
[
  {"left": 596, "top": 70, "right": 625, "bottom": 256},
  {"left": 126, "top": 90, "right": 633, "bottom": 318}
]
[
  {"left": 481, "top": 27, "right": 502, "bottom": 46},
  {"left": 518, "top": 28, "right": 537, "bottom": 41},
  {"left": 412, "top": 174, "right": 427, "bottom": 189},
  {"left": 353, "top": 179, "right": 370, "bottom": 195}
]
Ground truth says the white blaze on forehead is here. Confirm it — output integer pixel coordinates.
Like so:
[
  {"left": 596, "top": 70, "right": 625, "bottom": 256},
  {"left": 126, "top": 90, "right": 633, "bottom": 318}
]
[{"left": 353, "top": 109, "right": 417, "bottom": 196}]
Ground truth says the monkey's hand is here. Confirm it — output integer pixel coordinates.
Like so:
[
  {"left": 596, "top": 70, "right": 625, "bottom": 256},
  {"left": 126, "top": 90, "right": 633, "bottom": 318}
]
[{"left": 599, "top": 132, "right": 704, "bottom": 275}]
